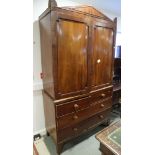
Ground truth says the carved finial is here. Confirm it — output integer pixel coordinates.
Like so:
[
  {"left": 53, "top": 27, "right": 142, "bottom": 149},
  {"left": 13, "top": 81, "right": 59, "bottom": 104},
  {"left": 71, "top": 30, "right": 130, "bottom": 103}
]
[
  {"left": 114, "top": 17, "right": 117, "bottom": 31},
  {"left": 48, "top": 0, "right": 57, "bottom": 8}
]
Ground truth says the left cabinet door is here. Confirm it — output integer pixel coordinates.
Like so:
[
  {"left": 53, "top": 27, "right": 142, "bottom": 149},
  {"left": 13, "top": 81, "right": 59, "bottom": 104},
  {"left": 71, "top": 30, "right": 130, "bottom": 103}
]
[{"left": 56, "top": 19, "right": 89, "bottom": 97}]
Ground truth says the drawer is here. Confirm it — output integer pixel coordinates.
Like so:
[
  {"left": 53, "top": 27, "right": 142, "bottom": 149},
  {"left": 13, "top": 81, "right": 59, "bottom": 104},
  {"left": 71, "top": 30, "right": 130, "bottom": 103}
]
[
  {"left": 57, "top": 97, "right": 112, "bottom": 129},
  {"left": 57, "top": 108, "right": 111, "bottom": 142},
  {"left": 90, "top": 87, "right": 113, "bottom": 104},
  {"left": 56, "top": 96, "right": 91, "bottom": 117}
]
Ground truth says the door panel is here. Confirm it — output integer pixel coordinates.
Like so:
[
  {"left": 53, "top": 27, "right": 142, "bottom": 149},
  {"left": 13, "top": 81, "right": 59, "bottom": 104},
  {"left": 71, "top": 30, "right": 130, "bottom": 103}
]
[
  {"left": 57, "top": 19, "right": 88, "bottom": 95},
  {"left": 92, "top": 26, "right": 113, "bottom": 87}
]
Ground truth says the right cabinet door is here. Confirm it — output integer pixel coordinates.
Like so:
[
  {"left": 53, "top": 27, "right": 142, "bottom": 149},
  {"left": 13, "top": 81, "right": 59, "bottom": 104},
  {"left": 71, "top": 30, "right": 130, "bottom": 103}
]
[{"left": 91, "top": 25, "right": 114, "bottom": 89}]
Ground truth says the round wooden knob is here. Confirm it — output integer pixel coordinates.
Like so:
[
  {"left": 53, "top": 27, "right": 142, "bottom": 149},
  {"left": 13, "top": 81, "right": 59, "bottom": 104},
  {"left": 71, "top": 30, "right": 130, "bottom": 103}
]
[
  {"left": 73, "top": 115, "right": 78, "bottom": 120},
  {"left": 101, "top": 104, "right": 104, "bottom": 108},
  {"left": 100, "top": 115, "right": 103, "bottom": 118},
  {"left": 74, "top": 104, "right": 79, "bottom": 109},
  {"left": 101, "top": 93, "right": 105, "bottom": 97},
  {"left": 73, "top": 128, "right": 78, "bottom": 131}
]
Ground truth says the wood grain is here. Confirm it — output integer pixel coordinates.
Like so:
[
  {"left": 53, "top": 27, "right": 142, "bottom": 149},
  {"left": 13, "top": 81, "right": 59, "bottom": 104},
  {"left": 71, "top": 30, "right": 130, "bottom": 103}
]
[
  {"left": 39, "top": 4, "right": 117, "bottom": 154},
  {"left": 57, "top": 19, "right": 88, "bottom": 94},
  {"left": 57, "top": 97, "right": 112, "bottom": 129},
  {"left": 39, "top": 13, "right": 55, "bottom": 98},
  {"left": 58, "top": 108, "right": 111, "bottom": 142},
  {"left": 91, "top": 26, "right": 113, "bottom": 88}
]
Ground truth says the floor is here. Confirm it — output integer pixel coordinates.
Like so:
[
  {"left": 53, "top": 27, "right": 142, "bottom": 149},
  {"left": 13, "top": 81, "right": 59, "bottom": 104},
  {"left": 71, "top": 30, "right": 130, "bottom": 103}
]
[{"left": 34, "top": 112, "right": 120, "bottom": 155}]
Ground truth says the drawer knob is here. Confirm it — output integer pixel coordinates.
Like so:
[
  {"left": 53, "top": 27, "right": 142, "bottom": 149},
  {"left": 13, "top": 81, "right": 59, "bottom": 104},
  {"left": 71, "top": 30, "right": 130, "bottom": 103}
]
[
  {"left": 99, "top": 115, "right": 104, "bottom": 119},
  {"left": 101, "top": 93, "right": 105, "bottom": 97},
  {"left": 101, "top": 104, "right": 104, "bottom": 108},
  {"left": 73, "top": 115, "right": 78, "bottom": 120},
  {"left": 74, "top": 104, "right": 79, "bottom": 109},
  {"left": 73, "top": 128, "right": 78, "bottom": 131}
]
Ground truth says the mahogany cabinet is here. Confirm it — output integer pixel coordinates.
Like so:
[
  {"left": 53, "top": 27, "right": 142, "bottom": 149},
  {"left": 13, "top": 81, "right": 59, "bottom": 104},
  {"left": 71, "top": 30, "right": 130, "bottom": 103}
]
[{"left": 39, "top": 1, "right": 117, "bottom": 154}]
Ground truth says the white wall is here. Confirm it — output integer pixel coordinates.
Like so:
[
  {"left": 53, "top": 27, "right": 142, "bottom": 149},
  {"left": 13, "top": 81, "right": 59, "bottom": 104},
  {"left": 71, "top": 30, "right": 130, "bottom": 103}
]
[{"left": 33, "top": 0, "right": 121, "bottom": 135}]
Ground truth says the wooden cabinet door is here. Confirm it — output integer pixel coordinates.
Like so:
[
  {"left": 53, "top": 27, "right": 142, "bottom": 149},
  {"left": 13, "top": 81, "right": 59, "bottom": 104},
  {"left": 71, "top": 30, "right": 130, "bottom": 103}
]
[
  {"left": 91, "top": 25, "right": 114, "bottom": 89},
  {"left": 57, "top": 19, "right": 89, "bottom": 97}
]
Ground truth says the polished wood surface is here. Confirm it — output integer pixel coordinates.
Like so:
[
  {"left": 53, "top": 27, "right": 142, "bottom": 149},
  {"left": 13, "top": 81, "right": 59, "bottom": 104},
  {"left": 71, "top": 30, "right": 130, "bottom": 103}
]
[
  {"left": 56, "top": 86, "right": 112, "bottom": 118},
  {"left": 92, "top": 26, "right": 113, "bottom": 88},
  {"left": 100, "top": 144, "right": 114, "bottom": 155},
  {"left": 39, "top": 6, "right": 115, "bottom": 99},
  {"left": 90, "top": 87, "right": 112, "bottom": 103},
  {"left": 56, "top": 96, "right": 91, "bottom": 117},
  {"left": 62, "top": 5, "right": 112, "bottom": 22},
  {"left": 57, "top": 98, "right": 112, "bottom": 129},
  {"left": 39, "top": 13, "right": 55, "bottom": 98},
  {"left": 96, "top": 121, "right": 121, "bottom": 155},
  {"left": 57, "top": 19, "right": 88, "bottom": 95},
  {"left": 39, "top": 2, "right": 117, "bottom": 154},
  {"left": 58, "top": 108, "right": 111, "bottom": 142},
  {"left": 42, "top": 91, "right": 56, "bottom": 133}
]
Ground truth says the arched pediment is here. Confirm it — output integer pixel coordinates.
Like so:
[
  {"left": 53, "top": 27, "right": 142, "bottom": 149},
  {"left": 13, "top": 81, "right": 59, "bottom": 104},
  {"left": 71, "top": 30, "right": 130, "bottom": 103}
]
[{"left": 62, "top": 5, "right": 112, "bottom": 21}]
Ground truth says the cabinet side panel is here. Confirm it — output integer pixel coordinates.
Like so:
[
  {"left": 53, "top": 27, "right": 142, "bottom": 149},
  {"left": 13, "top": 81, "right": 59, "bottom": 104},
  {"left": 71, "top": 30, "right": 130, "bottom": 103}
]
[
  {"left": 39, "top": 12, "right": 54, "bottom": 98},
  {"left": 42, "top": 91, "right": 56, "bottom": 133}
]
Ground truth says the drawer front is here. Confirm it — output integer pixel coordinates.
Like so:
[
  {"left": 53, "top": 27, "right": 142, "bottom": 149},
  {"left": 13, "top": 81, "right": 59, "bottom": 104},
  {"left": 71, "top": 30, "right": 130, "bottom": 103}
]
[
  {"left": 57, "top": 108, "right": 111, "bottom": 142},
  {"left": 56, "top": 96, "right": 91, "bottom": 117},
  {"left": 90, "top": 87, "right": 113, "bottom": 103},
  {"left": 57, "top": 97, "right": 112, "bottom": 129}
]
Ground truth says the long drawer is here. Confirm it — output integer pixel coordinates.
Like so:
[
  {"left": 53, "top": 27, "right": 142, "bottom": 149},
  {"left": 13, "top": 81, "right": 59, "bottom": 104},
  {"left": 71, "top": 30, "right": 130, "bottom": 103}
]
[
  {"left": 57, "top": 97, "right": 112, "bottom": 129},
  {"left": 56, "top": 87, "right": 112, "bottom": 118},
  {"left": 57, "top": 108, "right": 111, "bottom": 142}
]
